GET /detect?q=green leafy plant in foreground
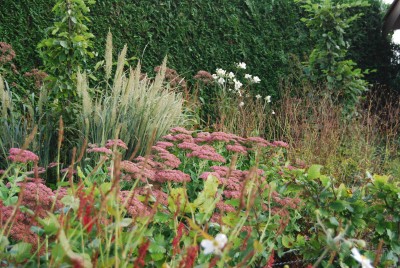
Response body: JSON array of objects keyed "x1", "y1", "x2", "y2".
[
  {"x1": 1, "y1": 129, "x2": 399, "y2": 266},
  {"x1": 285, "y1": 164, "x2": 400, "y2": 267}
]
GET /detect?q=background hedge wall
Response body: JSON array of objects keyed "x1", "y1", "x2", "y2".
[{"x1": 0, "y1": 0, "x2": 398, "y2": 95}]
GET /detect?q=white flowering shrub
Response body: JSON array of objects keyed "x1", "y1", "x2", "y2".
[{"x1": 193, "y1": 63, "x2": 274, "y2": 135}]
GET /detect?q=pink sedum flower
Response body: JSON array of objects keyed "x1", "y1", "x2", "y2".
[
  {"x1": 8, "y1": 148, "x2": 39, "y2": 163},
  {"x1": 105, "y1": 139, "x2": 128, "y2": 150}
]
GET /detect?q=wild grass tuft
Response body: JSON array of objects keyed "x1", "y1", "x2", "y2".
[{"x1": 78, "y1": 34, "x2": 184, "y2": 157}]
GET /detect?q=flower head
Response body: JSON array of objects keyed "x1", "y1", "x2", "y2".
[
  {"x1": 239, "y1": 102, "x2": 244, "y2": 107},
  {"x1": 8, "y1": 148, "x2": 39, "y2": 163},
  {"x1": 253, "y1": 76, "x2": 261, "y2": 83},
  {"x1": 255, "y1": 94, "x2": 261, "y2": 99},
  {"x1": 228, "y1": 72, "x2": 235, "y2": 79},
  {"x1": 217, "y1": 77, "x2": 225, "y2": 85},
  {"x1": 200, "y1": 233, "x2": 228, "y2": 255},
  {"x1": 244, "y1": 74, "x2": 252, "y2": 79},
  {"x1": 236, "y1": 62, "x2": 246, "y2": 69},
  {"x1": 265, "y1": 95, "x2": 271, "y2": 103},
  {"x1": 351, "y1": 248, "x2": 373, "y2": 268},
  {"x1": 233, "y1": 79, "x2": 243, "y2": 90},
  {"x1": 216, "y1": 68, "x2": 226, "y2": 77},
  {"x1": 105, "y1": 139, "x2": 128, "y2": 150}
]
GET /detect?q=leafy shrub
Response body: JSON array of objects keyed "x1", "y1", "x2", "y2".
[
  {"x1": 0, "y1": 129, "x2": 301, "y2": 267},
  {"x1": 37, "y1": 0, "x2": 96, "y2": 125},
  {"x1": 297, "y1": 0, "x2": 370, "y2": 113},
  {"x1": 193, "y1": 63, "x2": 274, "y2": 136}
]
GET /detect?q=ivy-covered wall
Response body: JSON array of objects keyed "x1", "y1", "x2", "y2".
[{"x1": 0, "y1": 0, "x2": 397, "y2": 95}]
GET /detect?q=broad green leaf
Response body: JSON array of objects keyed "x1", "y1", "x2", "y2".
[
  {"x1": 168, "y1": 187, "x2": 190, "y2": 213},
  {"x1": 253, "y1": 240, "x2": 264, "y2": 253},
  {"x1": 282, "y1": 235, "x2": 294, "y2": 248},
  {"x1": 154, "y1": 212, "x2": 170, "y2": 223},
  {"x1": 193, "y1": 174, "x2": 219, "y2": 213},
  {"x1": 37, "y1": 213, "x2": 60, "y2": 235},
  {"x1": 151, "y1": 253, "x2": 165, "y2": 261},
  {"x1": 0, "y1": 235, "x2": 9, "y2": 251},
  {"x1": 149, "y1": 243, "x2": 166, "y2": 254},
  {"x1": 9, "y1": 242, "x2": 32, "y2": 262},
  {"x1": 118, "y1": 218, "x2": 133, "y2": 227},
  {"x1": 329, "y1": 217, "x2": 339, "y2": 226},
  {"x1": 308, "y1": 165, "x2": 323, "y2": 180},
  {"x1": 222, "y1": 212, "x2": 240, "y2": 227},
  {"x1": 59, "y1": 40, "x2": 68, "y2": 48},
  {"x1": 320, "y1": 175, "x2": 330, "y2": 187},
  {"x1": 296, "y1": 234, "x2": 306, "y2": 247},
  {"x1": 373, "y1": 174, "x2": 389, "y2": 187},
  {"x1": 30, "y1": 226, "x2": 45, "y2": 236},
  {"x1": 329, "y1": 200, "x2": 346, "y2": 212},
  {"x1": 59, "y1": 229, "x2": 93, "y2": 268},
  {"x1": 61, "y1": 195, "x2": 80, "y2": 211}
]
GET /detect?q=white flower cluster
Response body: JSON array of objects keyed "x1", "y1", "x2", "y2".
[
  {"x1": 201, "y1": 233, "x2": 228, "y2": 255},
  {"x1": 351, "y1": 248, "x2": 374, "y2": 268},
  {"x1": 211, "y1": 63, "x2": 270, "y2": 108},
  {"x1": 244, "y1": 74, "x2": 261, "y2": 84}
]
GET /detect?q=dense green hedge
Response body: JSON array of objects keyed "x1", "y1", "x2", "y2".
[{"x1": 0, "y1": 0, "x2": 398, "y2": 95}]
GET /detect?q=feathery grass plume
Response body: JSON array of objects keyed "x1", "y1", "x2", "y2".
[
  {"x1": 110, "y1": 45, "x2": 127, "y2": 125},
  {"x1": 37, "y1": 83, "x2": 48, "y2": 115},
  {"x1": 153, "y1": 56, "x2": 167, "y2": 92},
  {"x1": 77, "y1": 71, "x2": 92, "y2": 119},
  {"x1": 0, "y1": 75, "x2": 11, "y2": 119},
  {"x1": 105, "y1": 30, "x2": 113, "y2": 79},
  {"x1": 80, "y1": 40, "x2": 183, "y2": 157}
]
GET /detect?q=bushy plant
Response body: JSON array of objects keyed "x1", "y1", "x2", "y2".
[
  {"x1": 0, "y1": 128, "x2": 302, "y2": 267},
  {"x1": 37, "y1": 0, "x2": 96, "y2": 124},
  {"x1": 284, "y1": 165, "x2": 400, "y2": 267},
  {"x1": 296, "y1": 0, "x2": 370, "y2": 114},
  {"x1": 77, "y1": 32, "x2": 184, "y2": 158},
  {"x1": 193, "y1": 63, "x2": 274, "y2": 136}
]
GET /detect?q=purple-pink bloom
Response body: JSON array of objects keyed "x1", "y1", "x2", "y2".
[
  {"x1": 226, "y1": 144, "x2": 248, "y2": 154},
  {"x1": 155, "y1": 141, "x2": 175, "y2": 149},
  {"x1": 119, "y1": 191, "x2": 152, "y2": 217},
  {"x1": 158, "y1": 152, "x2": 181, "y2": 169},
  {"x1": 177, "y1": 142, "x2": 200, "y2": 150},
  {"x1": 272, "y1": 140, "x2": 289, "y2": 148},
  {"x1": 216, "y1": 201, "x2": 236, "y2": 212},
  {"x1": 154, "y1": 170, "x2": 190, "y2": 183},
  {"x1": 210, "y1": 132, "x2": 238, "y2": 142},
  {"x1": 223, "y1": 190, "x2": 241, "y2": 199},
  {"x1": 8, "y1": 148, "x2": 39, "y2": 163},
  {"x1": 187, "y1": 147, "x2": 226, "y2": 163},
  {"x1": 170, "y1": 127, "x2": 194, "y2": 135},
  {"x1": 105, "y1": 139, "x2": 128, "y2": 150},
  {"x1": 171, "y1": 133, "x2": 194, "y2": 142},
  {"x1": 121, "y1": 160, "x2": 155, "y2": 181},
  {"x1": 86, "y1": 147, "x2": 113, "y2": 155}
]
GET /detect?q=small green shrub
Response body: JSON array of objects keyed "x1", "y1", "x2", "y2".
[
  {"x1": 37, "y1": 0, "x2": 96, "y2": 124},
  {"x1": 297, "y1": 0, "x2": 370, "y2": 114}
]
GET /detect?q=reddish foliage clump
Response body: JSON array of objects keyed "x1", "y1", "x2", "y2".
[
  {"x1": 179, "y1": 245, "x2": 199, "y2": 268},
  {"x1": 134, "y1": 240, "x2": 150, "y2": 268}
]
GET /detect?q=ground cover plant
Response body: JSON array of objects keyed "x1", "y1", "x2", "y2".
[{"x1": 0, "y1": 0, "x2": 400, "y2": 267}]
